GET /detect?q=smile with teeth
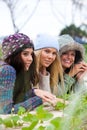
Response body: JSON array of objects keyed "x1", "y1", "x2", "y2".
[{"x1": 65, "y1": 60, "x2": 71, "y2": 63}]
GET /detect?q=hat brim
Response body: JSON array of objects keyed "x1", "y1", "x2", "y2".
[{"x1": 59, "y1": 43, "x2": 85, "y2": 60}]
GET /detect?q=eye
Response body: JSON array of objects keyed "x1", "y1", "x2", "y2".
[
  {"x1": 44, "y1": 49, "x2": 50, "y2": 53},
  {"x1": 62, "y1": 52, "x2": 67, "y2": 55},
  {"x1": 52, "y1": 52, "x2": 56, "y2": 56},
  {"x1": 72, "y1": 53, "x2": 75, "y2": 56},
  {"x1": 31, "y1": 52, "x2": 34, "y2": 56},
  {"x1": 22, "y1": 52, "x2": 29, "y2": 56}
]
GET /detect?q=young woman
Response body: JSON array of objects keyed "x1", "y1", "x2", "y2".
[
  {"x1": 58, "y1": 34, "x2": 87, "y2": 93},
  {"x1": 1, "y1": 33, "x2": 57, "y2": 114},
  {"x1": 34, "y1": 33, "x2": 64, "y2": 97}
]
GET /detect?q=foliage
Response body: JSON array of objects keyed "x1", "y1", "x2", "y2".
[
  {"x1": 54, "y1": 102, "x2": 66, "y2": 110},
  {"x1": 0, "y1": 92, "x2": 87, "y2": 130},
  {"x1": 0, "y1": 102, "x2": 65, "y2": 130},
  {"x1": 60, "y1": 24, "x2": 87, "y2": 38}
]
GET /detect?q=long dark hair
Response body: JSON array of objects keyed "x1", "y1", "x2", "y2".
[
  {"x1": 5, "y1": 46, "x2": 39, "y2": 103},
  {"x1": 5, "y1": 44, "x2": 39, "y2": 85},
  {"x1": 65, "y1": 50, "x2": 83, "y2": 74}
]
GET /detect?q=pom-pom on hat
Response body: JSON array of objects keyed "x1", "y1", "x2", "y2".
[
  {"x1": 34, "y1": 33, "x2": 59, "y2": 51},
  {"x1": 2, "y1": 33, "x2": 34, "y2": 59},
  {"x1": 58, "y1": 34, "x2": 85, "y2": 61}
]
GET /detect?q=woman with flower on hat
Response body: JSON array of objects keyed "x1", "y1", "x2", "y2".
[
  {"x1": 1, "y1": 33, "x2": 58, "y2": 114},
  {"x1": 58, "y1": 34, "x2": 87, "y2": 93},
  {"x1": 34, "y1": 33, "x2": 66, "y2": 100}
]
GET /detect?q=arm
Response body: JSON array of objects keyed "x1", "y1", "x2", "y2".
[
  {"x1": 13, "y1": 96, "x2": 42, "y2": 113},
  {"x1": 0, "y1": 63, "x2": 16, "y2": 114},
  {"x1": 5, "y1": 95, "x2": 42, "y2": 114}
]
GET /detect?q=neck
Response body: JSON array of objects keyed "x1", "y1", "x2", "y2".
[{"x1": 40, "y1": 66, "x2": 47, "y2": 75}]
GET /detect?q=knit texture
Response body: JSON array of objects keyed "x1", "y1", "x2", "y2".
[
  {"x1": 13, "y1": 96, "x2": 42, "y2": 113},
  {"x1": 2, "y1": 33, "x2": 33, "y2": 59},
  {"x1": 34, "y1": 33, "x2": 59, "y2": 51},
  {"x1": 0, "y1": 61, "x2": 16, "y2": 114}
]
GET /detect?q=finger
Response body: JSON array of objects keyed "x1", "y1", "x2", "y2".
[{"x1": 45, "y1": 92, "x2": 56, "y2": 99}]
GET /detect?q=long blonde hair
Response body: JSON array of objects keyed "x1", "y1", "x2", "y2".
[{"x1": 35, "y1": 50, "x2": 64, "y2": 95}]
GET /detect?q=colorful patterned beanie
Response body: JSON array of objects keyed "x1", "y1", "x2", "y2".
[{"x1": 2, "y1": 33, "x2": 34, "y2": 59}]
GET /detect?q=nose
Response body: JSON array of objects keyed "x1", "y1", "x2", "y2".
[
  {"x1": 27, "y1": 55, "x2": 33, "y2": 61},
  {"x1": 48, "y1": 53, "x2": 53, "y2": 59},
  {"x1": 67, "y1": 54, "x2": 72, "y2": 59}
]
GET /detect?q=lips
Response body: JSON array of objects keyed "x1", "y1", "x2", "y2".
[{"x1": 45, "y1": 60, "x2": 52, "y2": 64}]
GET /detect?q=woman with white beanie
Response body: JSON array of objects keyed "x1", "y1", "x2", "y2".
[
  {"x1": 58, "y1": 34, "x2": 87, "y2": 93},
  {"x1": 34, "y1": 33, "x2": 64, "y2": 97}
]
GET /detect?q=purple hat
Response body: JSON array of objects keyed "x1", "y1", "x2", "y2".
[{"x1": 2, "y1": 33, "x2": 34, "y2": 59}]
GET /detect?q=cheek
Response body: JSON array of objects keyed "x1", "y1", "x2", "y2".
[
  {"x1": 53, "y1": 55, "x2": 56, "y2": 61},
  {"x1": 73, "y1": 57, "x2": 75, "y2": 61},
  {"x1": 40, "y1": 58, "x2": 44, "y2": 65},
  {"x1": 40, "y1": 53, "x2": 46, "y2": 61}
]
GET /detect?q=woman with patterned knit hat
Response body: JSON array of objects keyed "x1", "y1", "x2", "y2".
[
  {"x1": 1, "y1": 33, "x2": 57, "y2": 114},
  {"x1": 58, "y1": 34, "x2": 87, "y2": 93}
]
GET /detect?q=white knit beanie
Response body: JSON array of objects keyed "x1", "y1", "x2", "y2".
[
  {"x1": 34, "y1": 33, "x2": 59, "y2": 51},
  {"x1": 58, "y1": 34, "x2": 85, "y2": 59}
]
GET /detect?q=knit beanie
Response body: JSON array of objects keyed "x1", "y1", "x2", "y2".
[
  {"x1": 2, "y1": 33, "x2": 34, "y2": 59},
  {"x1": 58, "y1": 34, "x2": 85, "y2": 60},
  {"x1": 0, "y1": 61, "x2": 16, "y2": 114},
  {"x1": 34, "y1": 33, "x2": 59, "y2": 51}
]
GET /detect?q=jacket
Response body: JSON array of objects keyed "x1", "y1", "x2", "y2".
[{"x1": 0, "y1": 61, "x2": 42, "y2": 114}]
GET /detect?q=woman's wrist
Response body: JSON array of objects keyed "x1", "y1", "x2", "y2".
[{"x1": 32, "y1": 88, "x2": 38, "y2": 96}]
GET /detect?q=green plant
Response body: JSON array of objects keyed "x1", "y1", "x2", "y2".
[{"x1": 0, "y1": 91, "x2": 87, "y2": 130}]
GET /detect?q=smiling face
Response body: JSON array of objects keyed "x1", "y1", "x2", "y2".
[
  {"x1": 60, "y1": 50, "x2": 75, "y2": 70},
  {"x1": 21, "y1": 48, "x2": 33, "y2": 70},
  {"x1": 40, "y1": 48, "x2": 57, "y2": 68}
]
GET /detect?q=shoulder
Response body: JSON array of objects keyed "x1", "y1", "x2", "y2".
[
  {"x1": 0, "y1": 61, "x2": 16, "y2": 83},
  {"x1": 0, "y1": 63, "x2": 16, "y2": 75}
]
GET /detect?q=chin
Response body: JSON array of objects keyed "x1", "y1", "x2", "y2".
[
  {"x1": 45, "y1": 64, "x2": 51, "y2": 67},
  {"x1": 63, "y1": 65, "x2": 70, "y2": 69}
]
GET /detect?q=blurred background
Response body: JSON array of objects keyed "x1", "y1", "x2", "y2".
[{"x1": 0, "y1": 0, "x2": 87, "y2": 60}]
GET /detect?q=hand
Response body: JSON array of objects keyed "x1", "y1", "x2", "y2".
[
  {"x1": 69, "y1": 62, "x2": 87, "y2": 77},
  {"x1": 76, "y1": 70, "x2": 87, "y2": 80},
  {"x1": 34, "y1": 89, "x2": 57, "y2": 105}
]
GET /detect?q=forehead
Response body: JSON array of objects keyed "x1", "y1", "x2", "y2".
[
  {"x1": 42, "y1": 47, "x2": 57, "y2": 52},
  {"x1": 22, "y1": 48, "x2": 33, "y2": 53},
  {"x1": 63, "y1": 50, "x2": 75, "y2": 53}
]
